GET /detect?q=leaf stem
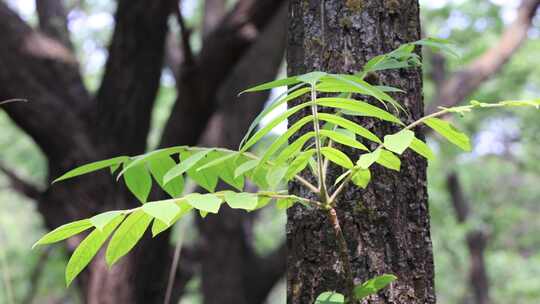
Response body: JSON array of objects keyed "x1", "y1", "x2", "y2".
[
  {"x1": 326, "y1": 207, "x2": 356, "y2": 303},
  {"x1": 310, "y1": 84, "x2": 328, "y2": 200}
]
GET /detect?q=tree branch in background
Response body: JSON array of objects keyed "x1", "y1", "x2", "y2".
[
  {"x1": 428, "y1": 0, "x2": 540, "y2": 114},
  {"x1": 0, "y1": 3, "x2": 93, "y2": 160},
  {"x1": 160, "y1": 0, "x2": 286, "y2": 148},
  {"x1": 0, "y1": 163, "x2": 42, "y2": 200},
  {"x1": 96, "y1": 0, "x2": 176, "y2": 155},
  {"x1": 203, "y1": 0, "x2": 227, "y2": 36},
  {"x1": 21, "y1": 248, "x2": 52, "y2": 304},
  {"x1": 35, "y1": 0, "x2": 72, "y2": 48},
  {"x1": 447, "y1": 172, "x2": 491, "y2": 304},
  {"x1": 193, "y1": 4, "x2": 287, "y2": 303}
]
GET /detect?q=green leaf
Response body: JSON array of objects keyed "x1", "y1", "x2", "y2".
[
  {"x1": 326, "y1": 74, "x2": 406, "y2": 113},
  {"x1": 249, "y1": 165, "x2": 270, "y2": 189},
  {"x1": 218, "y1": 156, "x2": 245, "y2": 191},
  {"x1": 240, "y1": 76, "x2": 300, "y2": 93},
  {"x1": 409, "y1": 137, "x2": 435, "y2": 160},
  {"x1": 259, "y1": 115, "x2": 314, "y2": 163},
  {"x1": 320, "y1": 130, "x2": 368, "y2": 151},
  {"x1": 241, "y1": 102, "x2": 312, "y2": 152},
  {"x1": 151, "y1": 201, "x2": 193, "y2": 237},
  {"x1": 234, "y1": 159, "x2": 259, "y2": 178},
  {"x1": 275, "y1": 131, "x2": 315, "y2": 164},
  {"x1": 352, "y1": 169, "x2": 371, "y2": 188},
  {"x1": 224, "y1": 192, "x2": 258, "y2": 211},
  {"x1": 424, "y1": 117, "x2": 471, "y2": 151},
  {"x1": 116, "y1": 146, "x2": 185, "y2": 179},
  {"x1": 266, "y1": 166, "x2": 288, "y2": 189},
  {"x1": 196, "y1": 152, "x2": 237, "y2": 171},
  {"x1": 285, "y1": 150, "x2": 315, "y2": 180},
  {"x1": 90, "y1": 211, "x2": 123, "y2": 231},
  {"x1": 414, "y1": 38, "x2": 459, "y2": 58},
  {"x1": 164, "y1": 149, "x2": 212, "y2": 185},
  {"x1": 376, "y1": 149, "x2": 401, "y2": 171},
  {"x1": 354, "y1": 274, "x2": 397, "y2": 300},
  {"x1": 142, "y1": 200, "x2": 181, "y2": 225},
  {"x1": 33, "y1": 219, "x2": 93, "y2": 248},
  {"x1": 316, "y1": 98, "x2": 403, "y2": 125},
  {"x1": 53, "y1": 156, "x2": 128, "y2": 183},
  {"x1": 315, "y1": 291, "x2": 345, "y2": 304},
  {"x1": 276, "y1": 198, "x2": 295, "y2": 210},
  {"x1": 321, "y1": 147, "x2": 354, "y2": 169},
  {"x1": 383, "y1": 130, "x2": 415, "y2": 155},
  {"x1": 181, "y1": 150, "x2": 220, "y2": 192},
  {"x1": 357, "y1": 149, "x2": 381, "y2": 169},
  {"x1": 105, "y1": 210, "x2": 152, "y2": 266},
  {"x1": 65, "y1": 215, "x2": 124, "y2": 286},
  {"x1": 240, "y1": 85, "x2": 310, "y2": 149},
  {"x1": 298, "y1": 71, "x2": 327, "y2": 84},
  {"x1": 123, "y1": 163, "x2": 152, "y2": 204},
  {"x1": 185, "y1": 193, "x2": 222, "y2": 214},
  {"x1": 148, "y1": 156, "x2": 184, "y2": 198},
  {"x1": 318, "y1": 113, "x2": 381, "y2": 143}
]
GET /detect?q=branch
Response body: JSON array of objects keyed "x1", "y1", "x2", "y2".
[
  {"x1": 0, "y1": 3, "x2": 93, "y2": 159},
  {"x1": 428, "y1": 0, "x2": 540, "y2": 114},
  {"x1": 0, "y1": 163, "x2": 42, "y2": 200},
  {"x1": 21, "y1": 248, "x2": 51, "y2": 304},
  {"x1": 159, "y1": 0, "x2": 287, "y2": 148},
  {"x1": 35, "y1": 0, "x2": 72, "y2": 48},
  {"x1": 203, "y1": 0, "x2": 227, "y2": 36},
  {"x1": 96, "y1": 0, "x2": 176, "y2": 154},
  {"x1": 446, "y1": 172, "x2": 491, "y2": 304}
]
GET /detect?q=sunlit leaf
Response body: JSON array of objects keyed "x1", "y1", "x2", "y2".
[
  {"x1": 142, "y1": 200, "x2": 181, "y2": 225},
  {"x1": 424, "y1": 117, "x2": 471, "y2": 151},
  {"x1": 164, "y1": 149, "x2": 213, "y2": 185},
  {"x1": 318, "y1": 113, "x2": 382, "y2": 143},
  {"x1": 123, "y1": 163, "x2": 152, "y2": 204},
  {"x1": 224, "y1": 191, "x2": 258, "y2": 211},
  {"x1": 185, "y1": 193, "x2": 222, "y2": 214},
  {"x1": 148, "y1": 156, "x2": 184, "y2": 198},
  {"x1": 90, "y1": 211, "x2": 123, "y2": 231},
  {"x1": 33, "y1": 219, "x2": 93, "y2": 248},
  {"x1": 105, "y1": 210, "x2": 152, "y2": 266},
  {"x1": 383, "y1": 130, "x2": 414, "y2": 155},
  {"x1": 53, "y1": 156, "x2": 128, "y2": 183},
  {"x1": 321, "y1": 147, "x2": 354, "y2": 169},
  {"x1": 320, "y1": 129, "x2": 368, "y2": 151},
  {"x1": 354, "y1": 274, "x2": 397, "y2": 300},
  {"x1": 351, "y1": 169, "x2": 371, "y2": 188},
  {"x1": 409, "y1": 137, "x2": 435, "y2": 160},
  {"x1": 316, "y1": 98, "x2": 403, "y2": 125},
  {"x1": 357, "y1": 149, "x2": 381, "y2": 170},
  {"x1": 240, "y1": 85, "x2": 310, "y2": 149},
  {"x1": 65, "y1": 215, "x2": 124, "y2": 286},
  {"x1": 315, "y1": 291, "x2": 345, "y2": 304},
  {"x1": 376, "y1": 149, "x2": 401, "y2": 171}
]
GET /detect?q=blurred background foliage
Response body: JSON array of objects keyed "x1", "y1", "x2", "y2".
[{"x1": 1, "y1": 0, "x2": 539, "y2": 303}]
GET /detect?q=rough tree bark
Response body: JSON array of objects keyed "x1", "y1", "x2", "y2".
[
  {"x1": 0, "y1": 0, "x2": 287, "y2": 303},
  {"x1": 286, "y1": 1, "x2": 436, "y2": 303}
]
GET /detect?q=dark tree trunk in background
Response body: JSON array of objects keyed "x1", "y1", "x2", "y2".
[
  {"x1": 286, "y1": 1, "x2": 436, "y2": 303},
  {"x1": 0, "y1": 0, "x2": 288, "y2": 303}
]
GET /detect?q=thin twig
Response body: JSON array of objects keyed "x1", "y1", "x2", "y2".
[
  {"x1": 163, "y1": 221, "x2": 187, "y2": 304},
  {"x1": 0, "y1": 98, "x2": 27, "y2": 106}
]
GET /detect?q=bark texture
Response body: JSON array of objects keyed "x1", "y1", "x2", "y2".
[{"x1": 286, "y1": 1, "x2": 435, "y2": 303}]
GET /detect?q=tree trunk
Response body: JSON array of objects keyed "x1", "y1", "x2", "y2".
[{"x1": 286, "y1": 1, "x2": 436, "y2": 303}]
